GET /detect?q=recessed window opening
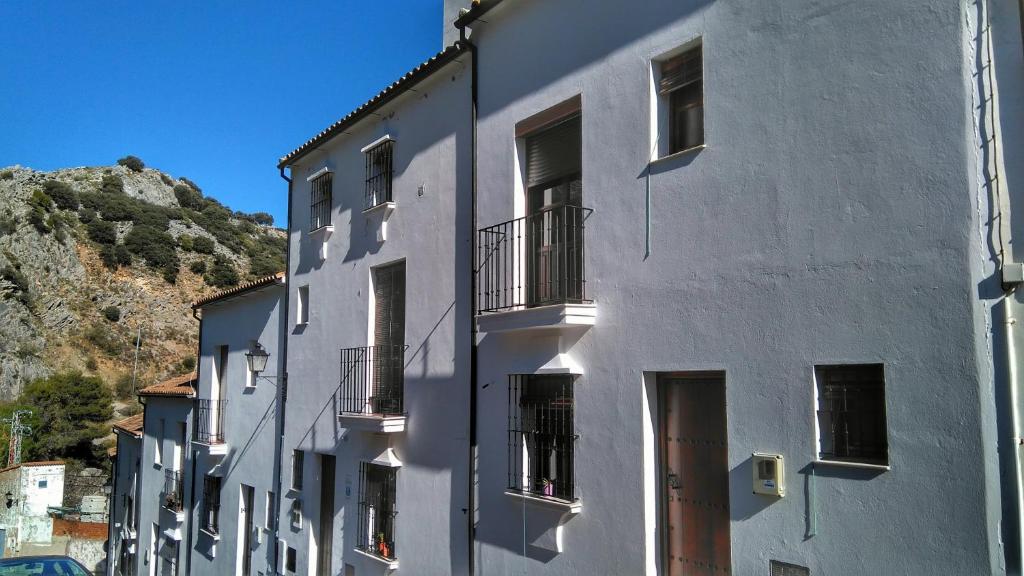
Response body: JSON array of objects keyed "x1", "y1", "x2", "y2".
[
  {"x1": 202, "y1": 475, "x2": 222, "y2": 534},
  {"x1": 357, "y1": 462, "x2": 397, "y2": 561},
  {"x1": 507, "y1": 374, "x2": 577, "y2": 501},
  {"x1": 310, "y1": 172, "x2": 333, "y2": 230},
  {"x1": 364, "y1": 140, "x2": 394, "y2": 210},
  {"x1": 659, "y1": 44, "x2": 704, "y2": 155},
  {"x1": 297, "y1": 286, "x2": 310, "y2": 326},
  {"x1": 292, "y1": 449, "x2": 304, "y2": 490},
  {"x1": 816, "y1": 364, "x2": 888, "y2": 465}
]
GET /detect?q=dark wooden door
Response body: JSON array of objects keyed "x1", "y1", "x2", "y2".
[
  {"x1": 241, "y1": 485, "x2": 254, "y2": 576},
  {"x1": 660, "y1": 374, "x2": 731, "y2": 575},
  {"x1": 317, "y1": 455, "x2": 336, "y2": 576}
]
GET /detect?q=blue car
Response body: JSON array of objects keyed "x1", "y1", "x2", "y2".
[{"x1": 0, "y1": 556, "x2": 92, "y2": 576}]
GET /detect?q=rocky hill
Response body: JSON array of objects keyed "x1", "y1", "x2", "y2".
[{"x1": 0, "y1": 159, "x2": 285, "y2": 403}]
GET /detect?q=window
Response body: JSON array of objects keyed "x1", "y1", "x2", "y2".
[
  {"x1": 357, "y1": 463, "x2": 397, "y2": 561},
  {"x1": 286, "y1": 546, "x2": 297, "y2": 573},
  {"x1": 202, "y1": 475, "x2": 222, "y2": 534},
  {"x1": 659, "y1": 44, "x2": 703, "y2": 155},
  {"x1": 215, "y1": 345, "x2": 229, "y2": 396},
  {"x1": 265, "y1": 490, "x2": 275, "y2": 530},
  {"x1": 163, "y1": 537, "x2": 179, "y2": 576},
  {"x1": 291, "y1": 450, "x2": 304, "y2": 490},
  {"x1": 364, "y1": 139, "x2": 394, "y2": 209},
  {"x1": 310, "y1": 172, "x2": 332, "y2": 230},
  {"x1": 508, "y1": 374, "x2": 577, "y2": 501},
  {"x1": 816, "y1": 364, "x2": 888, "y2": 465},
  {"x1": 38, "y1": 479, "x2": 47, "y2": 489},
  {"x1": 155, "y1": 419, "x2": 164, "y2": 466},
  {"x1": 297, "y1": 286, "x2": 309, "y2": 325}
]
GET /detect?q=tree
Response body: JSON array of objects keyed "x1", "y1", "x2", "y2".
[
  {"x1": 205, "y1": 255, "x2": 239, "y2": 287},
  {"x1": 117, "y1": 155, "x2": 145, "y2": 172},
  {"x1": 192, "y1": 235, "x2": 215, "y2": 254},
  {"x1": 173, "y1": 184, "x2": 203, "y2": 210},
  {"x1": 252, "y1": 212, "x2": 274, "y2": 226},
  {"x1": 100, "y1": 174, "x2": 124, "y2": 195},
  {"x1": 87, "y1": 219, "x2": 117, "y2": 244},
  {"x1": 42, "y1": 180, "x2": 79, "y2": 210},
  {"x1": 4, "y1": 372, "x2": 113, "y2": 467}
]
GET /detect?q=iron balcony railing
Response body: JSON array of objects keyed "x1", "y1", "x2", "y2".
[
  {"x1": 193, "y1": 399, "x2": 227, "y2": 445},
  {"x1": 162, "y1": 469, "x2": 184, "y2": 512},
  {"x1": 339, "y1": 345, "x2": 405, "y2": 417},
  {"x1": 477, "y1": 205, "x2": 592, "y2": 314}
]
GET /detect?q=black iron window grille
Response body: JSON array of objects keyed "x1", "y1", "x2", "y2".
[
  {"x1": 161, "y1": 469, "x2": 184, "y2": 512},
  {"x1": 310, "y1": 172, "x2": 332, "y2": 230},
  {"x1": 202, "y1": 475, "x2": 221, "y2": 534},
  {"x1": 364, "y1": 140, "x2": 394, "y2": 210},
  {"x1": 660, "y1": 44, "x2": 704, "y2": 154},
  {"x1": 357, "y1": 462, "x2": 397, "y2": 561},
  {"x1": 339, "y1": 345, "x2": 405, "y2": 416},
  {"x1": 292, "y1": 450, "x2": 304, "y2": 491},
  {"x1": 193, "y1": 399, "x2": 226, "y2": 444},
  {"x1": 816, "y1": 364, "x2": 888, "y2": 465},
  {"x1": 477, "y1": 205, "x2": 592, "y2": 313},
  {"x1": 508, "y1": 374, "x2": 577, "y2": 501}
]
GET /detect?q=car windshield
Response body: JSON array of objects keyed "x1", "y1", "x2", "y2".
[{"x1": 0, "y1": 558, "x2": 90, "y2": 576}]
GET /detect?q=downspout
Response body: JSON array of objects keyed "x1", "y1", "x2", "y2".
[
  {"x1": 272, "y1": 165, "x2": 294, "y2": 575},
  {"x1": 184, "y1": 308, "x2": 203, "y2": 576},
  {"x1": 457, "y1": 26, "x2": 479, "y2": 576}
]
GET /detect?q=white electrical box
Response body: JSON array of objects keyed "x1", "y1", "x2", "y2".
[{"x1": 752, "y1": 453, "x2": 785, "y2": 497}]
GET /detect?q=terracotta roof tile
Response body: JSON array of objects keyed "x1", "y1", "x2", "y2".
[
  {"x1": 112, "y1": 413, "x2": 144, "y2": 438},
  {"x1": 0, "y1": 460, "x2": 65, "y2": 475},
  {"x1": 192, "y1": 272, "x2": 285, "y2": 309},
  {"x1": 278, "y1": 43, "x2": 468, "y2": 168},
  {"x1": 139, "y1": 372, "x2": 196, "y2": 398}
]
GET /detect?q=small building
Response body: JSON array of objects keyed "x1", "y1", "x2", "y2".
[
  {"x1": 108, "y1": 413, "x2": 143, "y2": 576},
  {"x1": 0, "y1": 461, "x2": 65, "y2": 555}
]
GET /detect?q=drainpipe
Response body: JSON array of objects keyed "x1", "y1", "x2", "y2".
[
  {"x1": 184, "y1": 309, "x2": 203, "y2": 576},
  {"x1": 272, "y1": 165, "x2": 294, "y2": 575},
  {"x1": 456, "y1": 26, "x2": 479, "y2": 576}
]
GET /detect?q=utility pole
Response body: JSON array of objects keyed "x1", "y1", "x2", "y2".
[
  {"x1": 2, "y1": 410, "x2": 32, "y2": 467},
  {"x1": 131, "y1": 326, "x2": 142, "y2": 393}
]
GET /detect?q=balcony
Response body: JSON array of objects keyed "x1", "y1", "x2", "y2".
[
  {"x1": 193, "y1": 399, "x2": 228, "y2": 456},
  {"x1": 160, "y1": 469, "x2": 185, "y2": 526},
  {"x1": 338, "y1": 345, "x2": 406, "y2": 433},
  {"x1": 476, "y1": 205, "x2": 596, "y2": 334}
]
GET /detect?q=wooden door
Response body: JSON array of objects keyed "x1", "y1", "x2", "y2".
[
  {"x1": 317, "y1": 455, "x2": 336, "y2": 576},
  {"x1": 240, "y1": 485, "x2": 254, "y2": 576},
  {"x1": 660, "y1": 374, "x2": 731, "y2": 575}
]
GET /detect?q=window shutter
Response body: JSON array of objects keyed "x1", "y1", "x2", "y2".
[
  {"x1": 526, "y1": 115, "x2": 582, "y2": 189},
  {"x1": 374, "y1": 263, "x2": 405, "y2": 348},
  {"x1": 659, "y1": 46, "x2": 702, "y2": 94}
]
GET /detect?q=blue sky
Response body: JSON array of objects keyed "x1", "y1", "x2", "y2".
[{"x1": 0, "y1": 1, "x2": 442, "y2": 226}]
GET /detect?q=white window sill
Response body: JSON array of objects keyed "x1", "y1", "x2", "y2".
[
  {"x1": 649, "y1": 144, "x2": 706, "y2": 166},
  {"x1": 815, "y1": 459, "x2": 890, "y2": 472},
  {"x1": 355, "y1": 548, "x2": 399, "y2": 570},
  {"x1": 309, "y1": 225, "x2": 334, "y2": 239},
  {"x1": 295, "y1": 322, "x2": 308, "y2": 328},
  {"x1": 199, "y1": 528, "x2": 221, "y2": 542},
  {"x1": 362, "y1": 201, "x2": 396, "y2": 216},
  {"x1": 504, "y1": 489, "x2": 582, "y2": 514}
]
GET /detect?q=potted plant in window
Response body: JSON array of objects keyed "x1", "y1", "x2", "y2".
[
  {"x1": 376, "y1": 533, "x2": 390, "y2": 559},
  {"x1": 541, "y1": 478, "x2": 554, "y2": 497}
]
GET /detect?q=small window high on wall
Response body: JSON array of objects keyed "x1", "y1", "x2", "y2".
[
  {"x1": 310, "y1": 172, "x2": 332, "y2": 230},
  {"x1": 658, "y1": 44, "x2": 703, "y2": 155}
]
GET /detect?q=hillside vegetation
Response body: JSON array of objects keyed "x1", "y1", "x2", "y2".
[{"x1": 0, "y1": 159, "x2": 285, "y2": 412}]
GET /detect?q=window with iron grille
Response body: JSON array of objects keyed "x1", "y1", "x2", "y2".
[
  {"x1": 357, "y1": 463, "x2": 397, "y2": 561},
  {"x1": 202, "y1": 475, "x2": 221, "y2": 534},
  {"x1": 364, "y1": 140, "x2": 394, "y2": 209},
  {"x1": 310, "y1": 172, "x2": 332, "y2": 230},
  {"x1": 816, "y1": 364, "x2": 888, "y2": 465},
  {"x1": 292, "y1": 450, "x2": 304, "y2": 490},
  {"x1": 508, "y1": 374, "x2": 577, "y2": 501},
  {"x1": 659, "y1": 44, "x2": 703, "y2": 155}
]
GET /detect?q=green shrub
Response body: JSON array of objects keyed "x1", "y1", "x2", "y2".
[
  {"x1": 1, "y1": 265, "x2": 31, "y2": 305},
  {"x1": 99, "y1": 174, "x2": 124, "y2": 195},
  {"x1": 177, "y1": 234, "x2": 194, "y2": 252},
  {"x1": 249, "y1": 252, "x2": 284, "y2": 277},
  {"x1": 79, "y1": 192, "x2": 174, "y2": 230},
  {"x1": 99, "y1": 244, "x2": 132, "y2": 270},
  {"x1": 77, "y1": 207, "x2": 97, "y2": 224},
  {"x1": 173, "y1": 184, "x2": 203, "y2": 210},
  {"x1": 84, "y1": 324, "x2": 124, "y2": 357},
  {"x1": 114, "y1": 374, "x2": 134, "y2": 399},
  {"x1": 205, "y1": 256, "x2": 239, "y2": 288},
  {"x1": 0, "y1": 216, "x2": 16, "y2": 236},
  {"x1": 180, "y1": 356, "x2": 196, "y2": 371},
  {"x1": 162, "y1": 264, "x2": 178, "y2": 284},
  {"x1": 42, "y1": 180, "x2": 79, "y2": 210},
  {"x1": 252, "y1": 212, "x2": 274, "y2": 226},
  {"x1": 192, "y1": 235, "x2": 215, "y2": 254},
  {"x1": 124, "y1": 225, "x2": 179, "y2": 271},
  {"x1": 47, "y1": 213, "x2": 70, "y2": 243},
  {"x1": 189, "y1": 259, "x2": 207, "y2": 274},
  {"x1": 102, "y1": 306, "x2": 121, "y2": 322},
  {"x1": 87, "y1": 219, "x2": 117, "y2": 244},
  {"x1": 85, "y1": 357, "x2": 98, "y2": 371},
  {"x1": 159, "y1": 173, "x2": 173, "y2": 186},
  {"x1": 117, "y1": 155, "x2": 145, "y2": 172},
  {"x1": 27, "y1": 190, "x2": 52, "y2": 234},
  {"x1": 178, "y1": 177, "x2": 202, "y2": 194},
  {"x1": 0, "y1": 170, "x2": 13, "y2": 180}
]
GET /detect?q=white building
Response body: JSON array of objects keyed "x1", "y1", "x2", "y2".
[
  {"x1": 274, "y1": 43, "x2": 473, "y2": 576},
  {"x1": 109, "y1": 414, "x2": 143, "y2": 575},
  {"x1": 188, "y1": 273, "x2": 286, "y2": 576},
  {"x1": 0, "y1": 461, "x2": 65, "y2": 555}
]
